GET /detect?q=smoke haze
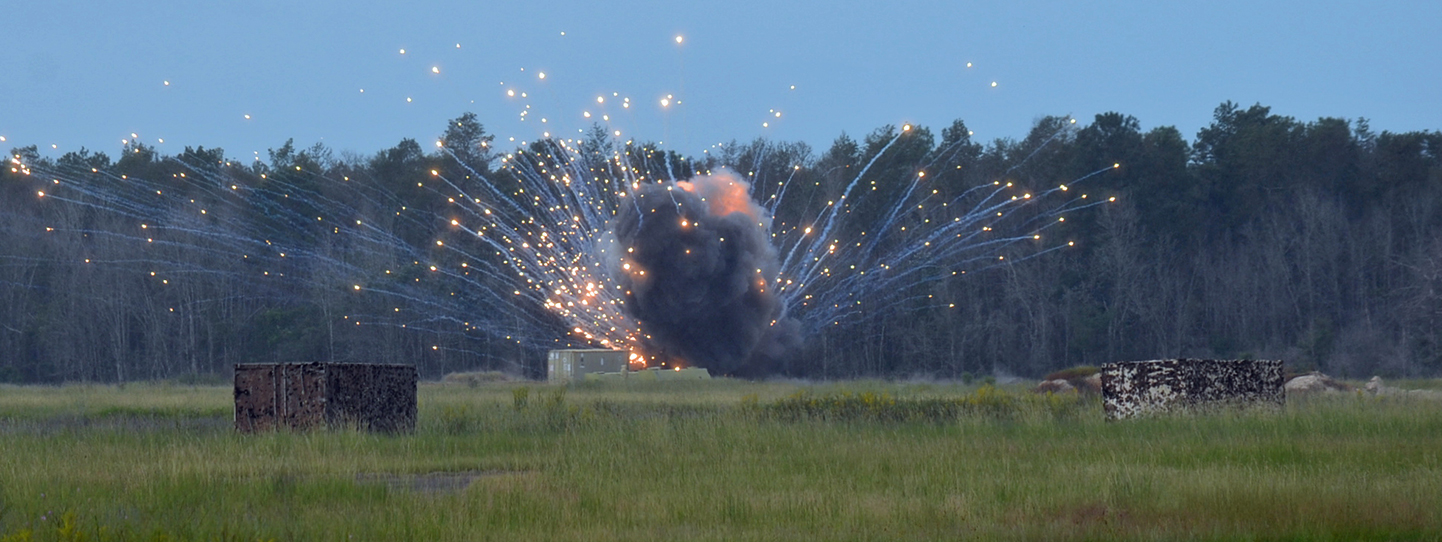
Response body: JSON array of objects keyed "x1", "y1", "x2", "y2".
[{"x1": 606, "y1": 171, "x2": 800, "y2": 376}]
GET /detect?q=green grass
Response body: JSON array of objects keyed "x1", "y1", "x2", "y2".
[{"x1": 1, "y1": 380, "x2": 1440, "y2": 540}]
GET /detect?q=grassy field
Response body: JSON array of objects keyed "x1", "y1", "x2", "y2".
[{"x1": 1, "y1": 379, "x2": 1440, "y2": 541}]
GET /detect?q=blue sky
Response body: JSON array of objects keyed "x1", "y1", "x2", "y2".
[{"x1": 4, "y1": 1, "x2": 1439, "y2": 162}]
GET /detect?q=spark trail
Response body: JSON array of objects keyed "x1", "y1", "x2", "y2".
[{"x1": 5, "y1": 119, "x2": 1114, "y2": 376}]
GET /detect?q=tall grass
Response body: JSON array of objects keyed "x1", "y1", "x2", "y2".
[{"x1": 1, "y1": 380, "x2": 1439, "y2": 540}]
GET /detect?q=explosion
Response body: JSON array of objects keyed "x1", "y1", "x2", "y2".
[{"x1": 606, "y1": 171, "x2": 800, "y2": 376}]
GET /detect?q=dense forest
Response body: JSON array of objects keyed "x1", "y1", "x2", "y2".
[{"x1": 3, "y1": 102, "x2": 1440, "y2": 382}]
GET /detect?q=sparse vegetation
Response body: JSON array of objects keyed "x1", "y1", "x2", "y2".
[
  {"x1": 441, "y1": 370, "x2": 515, "y2": 388},
  {"x1": 1, "y1": 379, "x2": 1440, "y2": 540},
  {"x1": 757, "y1": 385, "x2": 1088, "y2": 422}
]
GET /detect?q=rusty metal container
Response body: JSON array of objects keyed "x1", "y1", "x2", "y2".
[{"x1": 234, "y1": 362, "x2": 416, "y2": 432}]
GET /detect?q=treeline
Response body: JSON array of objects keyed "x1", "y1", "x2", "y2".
[
  {"x1": 781, "y1": 103, "x2": 1442, "y2": 379},
  {"x1": 1, "y1": 114, "x2": 544, "y2": 383},
  {"x1": 2, "y1": 103, "x2": 1440, "y2": 382}
]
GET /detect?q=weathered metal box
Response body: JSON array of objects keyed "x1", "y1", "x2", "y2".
[
  {"x1": 1101, "y1": 359, "x2": 1284, "y2": 420},
  {"x1": 234, "y1": 362, "x2": 417, "y2": 432}
]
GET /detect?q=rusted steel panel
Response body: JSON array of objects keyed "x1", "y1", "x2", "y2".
[
  {"x1": 234, "y1": 362, "x2": 416, "y2": 433},
  {"x1": 324, "y1": 363, "x2": 417, "y2": 432},
  {"x1": 234, "y1": 363, "x2": 278, "y2": 432},
  {"x1": 1102, "y1": 359, "x2": 1284, "y2": 420},
  {"x1": 277, "y1": 362, "x2": 326, "y2": 429}
]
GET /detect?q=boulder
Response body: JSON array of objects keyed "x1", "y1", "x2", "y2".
[
  {"x1": 1036, "y1": 366, "x2": 1103, "y2": 395},
  {"x1": 1283, "y1": 372, "x2": 1352, "y2": 393},
  {"x1": 1365, "y1": 376, "x2": 1384, "y2": 394},
  {"x1": 1035, "y1": 379, "x2": 1075, "y2": 394},
  {"x1": 1081, "y1": 373, "x2": 1103, "y2": 393},
  {"x1": 1364, "y1": 376, "x2": 1442, "y2": 398}
]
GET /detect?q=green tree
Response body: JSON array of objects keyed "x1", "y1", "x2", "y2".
[
  {"x1": 1191, "y1": 102, "x2": 1303, "y2": 236},
  {"x1": 56, "y1": 147, "x2": 112, "y2": 173},
  {"x1": 439, "y1": 112, "x2": 496, "y2": 176}
]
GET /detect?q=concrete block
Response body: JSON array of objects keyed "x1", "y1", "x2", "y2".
[{"x1": 1102, "y1": 359, "x2": 1284, "y2": 420}]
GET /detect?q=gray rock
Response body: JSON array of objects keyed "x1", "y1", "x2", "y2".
[
  {"x1": 1082, "y1": 373, "x2": 1103, "y2": 393},
  {"x1": 1283, "y1": 372, "x2": 1351, "y2": 393},
  {"x1": 1365, "y1": 376, "x2": 1384, "y2": 394},
  {"x1": 1035, "y1": 379, "x2": 1075, "y2": 394}
]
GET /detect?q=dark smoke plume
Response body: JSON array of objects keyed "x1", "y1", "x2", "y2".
[{"x1": 605, "y1": 171, "x2": 801, "y2": 376}]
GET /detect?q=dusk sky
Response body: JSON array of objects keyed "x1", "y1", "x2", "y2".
[{"x1": 4, "y1": 1, "x2": 1439, "y2": 161}]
